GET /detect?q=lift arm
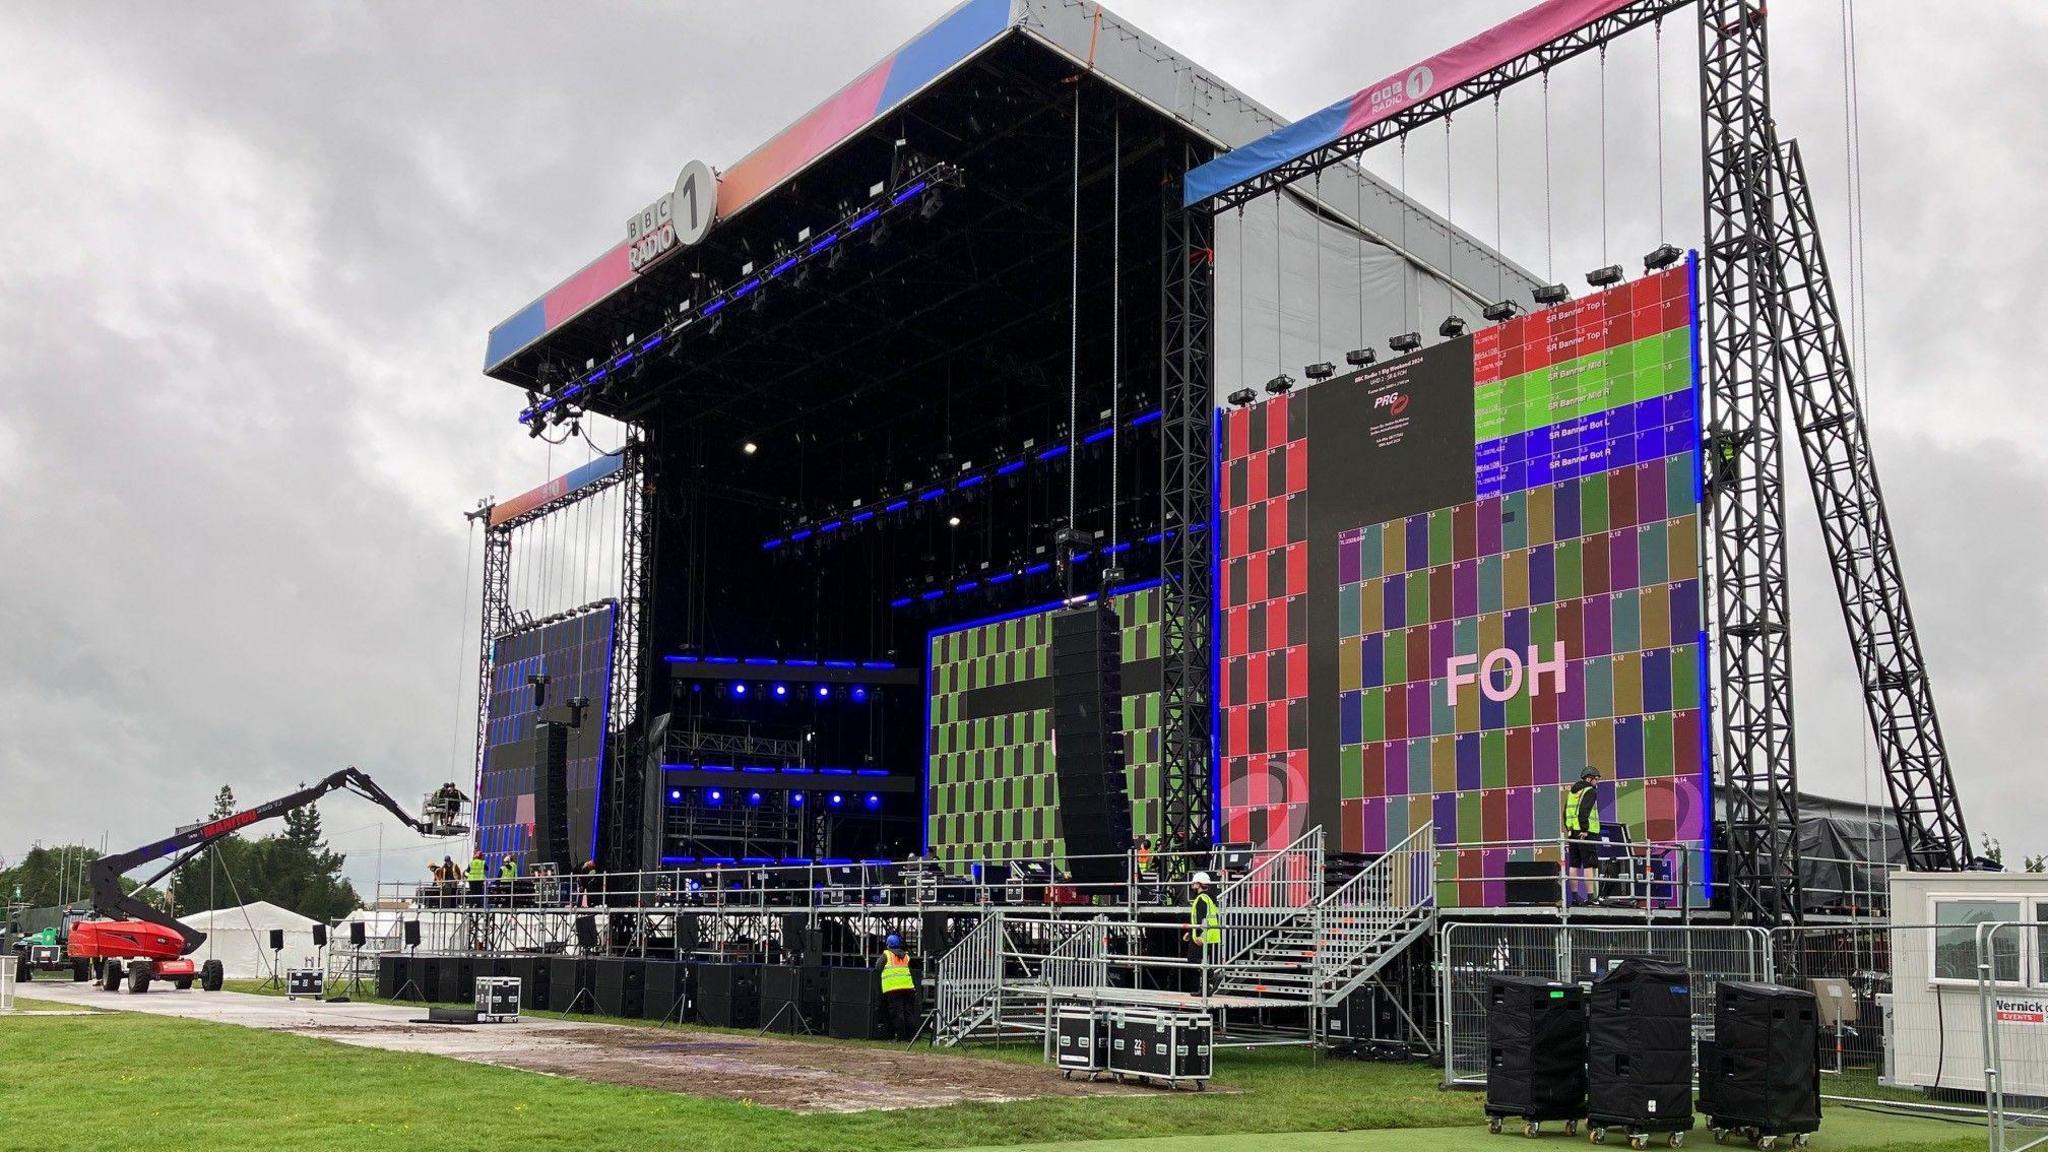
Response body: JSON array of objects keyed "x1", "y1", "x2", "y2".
[{"x1": 87, "y1": 768, "x2": 470, "y2": 956}]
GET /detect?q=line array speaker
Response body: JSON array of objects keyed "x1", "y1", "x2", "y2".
[
  {"x1": 1050, "y1": 601, "x2": 1133, "y2": 885},
  {"x1": 533, "y1": 720, "x2": 572, "y2": 869}
]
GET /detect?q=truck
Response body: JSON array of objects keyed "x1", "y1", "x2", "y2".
[{"x1": 8, "y1": 908, "x2": 93, "y2": 983}]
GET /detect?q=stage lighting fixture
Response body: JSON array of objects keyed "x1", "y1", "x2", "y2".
[
  {"x1": 743, "y1": 441, "x2": 758, "y2": 455},
  {"x1": 863, "y1": 793, "x2": 881, "y2": 811},
  {"x1": 707, "y1": 789, "x2": 725, "y2": 806},
  {"x1": 919, "y1": 189, "x2": 943, "y2": 221},
  {"x1": 829, "y1": 793, "x2": 845, "y2": 808},
  {"x1": 1533, "y1": 283, "x2": 1571, "y2": 305},
  {"x1": 1226, "y1": 387, "x2": 1257, "y2": 407},
  {"x1": 1264, "y1": 373, "x2": 1294, "y2": 396},
  {"x1": 815, "y1": 684, "x2": 831, "y2": 700},
  {"x1": 669, "y1": 788, "x2": 683, "y2": 803},
  {"x1": 850, "y1": 686, "x2": 870, "y2": 703},
  {"x1": 1483, "y1": 299, "x2": 1522, "y2": 323},
  {"x1": 948, "y1": 515, "x2": 961, "y2": 527},
  {"x1": 1438, "y1": 315, "x2": 1468, "y2": 339},
  {"x1": 772, "y1": 684, "x2": 789, "y2": 699},
  {"x1": 732, "y1": 682, "x2": 748, "y2": 697},
  {"x1": 1345, "y1": 348, "x2": 1376, "y2": 367},
  {"x1": 790, "y1": 791, "x2": 805, "y2": 807},
  {"x1": 1586, "y1": 264, "x2": 1624, "y2": 288},
  {"x1": 747, "y1": 791, "x2": 764, "y2": 807},
  {"x1": 1389, "y1": 332, "x2": 1422, "y2": 353},
  {"x1": 1644, "y1": 243, "x2": 1683, "y2": 271},
  {"x1": 870, "y1": 217, "x2": 891, "y2": 248},
  {"x1": 1303, "y1": 362, "x2": 1335, "y2": 381}
]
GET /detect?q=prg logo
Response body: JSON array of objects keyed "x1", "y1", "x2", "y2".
[{"x1": 1373, "y1": 391, "x2": 1410, "y2": 416}]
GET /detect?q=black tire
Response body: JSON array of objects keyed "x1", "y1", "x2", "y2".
[
  {"x1": 201, "y1": 959, "x2": 224, "y2": 992},
  {"x1": 102, "y1": 961, "x2": 123, "y2": 992},
  {"x1": 129, "y1": 966, "x2": 152, "y2": 994},
  {"x1": 13, "y1": 954, "x2": 28, "y2": 983},
  {"x1": 175, "y1": 978, "x2": 193, "y2": 990},
  {"x1": 72, "y1": 958, "x2": 91, "y2": 982}
]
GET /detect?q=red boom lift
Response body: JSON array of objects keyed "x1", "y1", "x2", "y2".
[{"x1": 77, "y1": 768, "x2": 468, "y2": 994}]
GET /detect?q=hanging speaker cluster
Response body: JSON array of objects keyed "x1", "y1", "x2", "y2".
[{"x1": 1049, "y1": 601, "x2": 1134, "y2": 885}]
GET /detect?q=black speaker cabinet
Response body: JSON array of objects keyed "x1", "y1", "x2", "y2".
[
  {"x1": 1484, "y1": 976, "x2": 1588, "y2": 1124},
  {"x1": 376, "y1": 954, "x2": 402, "y2": 999},
  {"x1": 349, "y1": 921, "x2": 368, "y2": 947},
  {"x1": 1701, "y1": 981, "x2": 1820, "y2": 1137},
  {"x1": 696, "y1": 963, "x2": 759, "y2": 1028},
  {"x1": 514, "y1": 956, "x2": 550, "y2": 1011},
  {"x1": 574, "y1": 915, "x2": 599, "y2": 950},
  {"x1": 547, "y1": 956, "x2": 594, "y2": 1013},
  {"x1": 402, "y1": 919, "x2": 421, "y2": 948},
  {"x1": 395, "y1": 956, "x2": 425, "y2": 1001},
  {"x1": 761, "y1": 965, "x2": 826, "y2": 1034},
  {"x1": 675, "y1": 913, "x2": 701, "y2": 957},
  {"x1": 592, "y1": 958, "x2": 645, "y2": 1018},
  {"x1": 1587, "y1": 958, "x2": 1695, "y2": 1135},
  {"x1": 268, "y1": 928, "x2": 286, "y2": 952},
  {"x1": 417, "y1": 957, "x2": 444, "y2": 1002},
  {"x1": 312, "y1": 924, "x2": 328, "y2": 948},
  {"x1": 828, "y1": 965, "x2": 885, "y2": 1039},
  {"x1": 532, "y1": 720, "x2": 571, "y2": 869},
  {"x1": 643, "y1": 960, "x2": 693, "y2": 1023},
  {"x1": 1504, "y1": 860, "x2": 1564, "y2": 906},
  {"x1": 1049, "y1": 601, "x2": 1134, "y2": 884}
]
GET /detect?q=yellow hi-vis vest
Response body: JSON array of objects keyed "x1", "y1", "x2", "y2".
[
  {"x1": 880, "y1": 949, "x2": 915, "y2": 993},
  {"x1": 1566, "y1": 784, "x2": 1602, "y2": 836},
  {"x1": 499, "y1": 859, "x2": 518, "y2": 879},
  {"x1": 467, "y1": 857, "x2": 486, "y2": 880},
  {"x1": 1190, "y1": 891, "x2": 1221, "y2": 945}
]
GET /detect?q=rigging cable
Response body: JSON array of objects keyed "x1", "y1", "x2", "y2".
[
  {"x1": 1110, "y1": 107, "x2": 1121, "y2": 552},
  {"x1": 1599, "y1": 44, "x2": 1610, "y2": 267},
  {"x1": 1067, "y1": 84, "x2": 1080, "y2": 530},
  {"x1": 1543, "y1": 70, "x2": 1554, "y2": 282},
  {"x1": 1493, "y1": 93, "x2": 1504, "y2": 303},
  {"x1": 1399, "y1": 134, "x2": 1412, "y2": 331},
  {"x1": 1445, "y1": 114, "x2": 1455, "y2": 311},
  {"x1": 1655, "y1": 18, "x2": 1667, "y2": 241},
  {"x1": 1313, "y1": 170, "x2": 1323, "y2": 364}
]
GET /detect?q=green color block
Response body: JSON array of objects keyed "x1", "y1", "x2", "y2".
[
  {"x1": 1584, "y1": 657, "x2": 1613, "y2": 720},
  {"x1": 1579, "y1": 474, "x2": 1609, "y2": 535},
  {"x1": 1383, "y1": 631, "x2": 1408, "y2": 684},
  {"x1": 1480, "y1": 736, "x2": 1507, "y2": 790},
  {"x1": 1638, "y1": 522, "x2": 1669, "y2": 585},
  {"x1": 1356, "y1": 524, "x2": 1384, "y2": 581},
  {"x1": 1611, "y1": 591, "x2": 1642, "y2": 653},
  {"x1": 1362, "y1": 688, "x2": 1386, "y2": 742},
  {"x1": 1505, "y1": 687, "x2": 1532, "y2": 728},
  {"x1": 1554, "y1": 540, "x2": 1583, "y2": 601},
  {"x1": 1666, "y1": 456, "x2": 1694, "y2": 519},
  {"x1": 1430, "y1": 510, "x2": 1453, "y2": 567},
  {"x1": 1407, "y1": 573, "x2": 1429, "y2": 625},
  {"x1": 1558, "y1": 723, "x2": 1586, "y2": 773},
  {"x1": 1643, "y1": 712, "x2": 1674, "y2": 775},
  {"x1": 1501, "y1": 491, "x2": 1528, "y2": 551},
  {"x1": 1338, "y1": 582, "x2": 1360, "y2": 638},
  {"x1": 1672, "y1": 641, "x2": 1701, "y2": 708},
  {"x1": 1457, "y1": 790, "x2": 1483, "y2": 841},
  {"x1": 1478, "y1": 555, "x2": 1503, "y2": 614},
  {"x1": 1531, "y1": 604, "x2": 1556, "y2": 649},
  {"x1": 1340, "y1": 744, "x2": 1363, "y2": 799}
]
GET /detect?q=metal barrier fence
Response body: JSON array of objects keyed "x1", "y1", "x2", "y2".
[
  {"x1": 1439, "y1": 921, "x2": 1773, "y2": 1085},
  {"x1": 1982, "y1": 923, "x2": 2048, "y2": 1152},
  {"x1": 1, "y1": 955, "x2": 13, "y2": 1010}
]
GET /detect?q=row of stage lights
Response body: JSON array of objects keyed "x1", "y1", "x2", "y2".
[
  {"x1": 1228, "y1": 244, "x2": 1686, "y2": 407},
  {"x1": 885, "y1": 526, "x2": 1199, "y2": 611},
  {"x1": 519, "y1": 162, "x2": 964, "y2": 430},
  {"x1": 666, "y1": 786, "x2": 884, "y2": 811},
  {"x1": 677, "y1": 680, "x2": 876, "y2": 703},
  {"x1": 761, "y1": 406, "x2": 1162, "y2": 553}
]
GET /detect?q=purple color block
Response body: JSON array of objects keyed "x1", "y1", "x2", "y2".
[
  {"x1": 1553, "y1": 480, "x2": 1581, "y2": 540},
  {"x1": 1382, "y1": 740, "x2": 1408, "y2": 795},
  {"x1": 1456, "y1": 734, "x2": 1482, "y2": 790},
  {"x1": 1560, "y1": 659, "x2": 1587, "y2": 722},
  {"x1": 1505, "y1": 607, "x2": 1531, "y2": 654},
  {"x1": 1339, "y1": 538, "x2": 1360, "y2": 584},
  {"x1": 1583, "y1": 594, "x2": 1612, "y2": 659},
  {"x1": 1615, "y1": 714, "x2": 1645, "y2": 779},
  {"x1": 1454, "y1": 560, "x2": 1479, "y2": 618},
  {"x1": 1477, "y1": 496, "x2": 1504, "y2": 555},
  {"x1": 1530, "y1": 544, "x2": 1556, "y2": 604},
  {"x1": 1610, "y1": 528, "x2": 1639, "y2": 591},
  {"x1": 1635, "y1": 462, "x2": 1666, "y2": 524},
  {"x1": 1339, "y1": 689, "x2": 1362, "y2": 744},
  {"x1": 1361, "y1": 633, "x2": 1384, "y2": 689},
  {"x1": 1533, "y1": 725, "x2": 1560, "y2": 785},
  {"x1": 1433, "y1": 792, "x2": 1458, "y2": 838},
  {"x1": 1670, "y1": 579, "x2": 1701, "y2": 639},
  {"x1": 1508, "y1": 788, "x2": 1535, "y2": 840},
  {"x1": 1406, "y1": 515, "x2": 1430, "y2": 570},
  {"x1": 1406, "y1": 682, "x2": 1431, "y2": 738},
  {"x1": 1480, "y1": 691, "x2": 1505, "y2": 731},
  {"x1": 1429, "y1": 621, "x2": 1455, "y2": 676},
  {"x1": 1361, "y1": 797, "x2": 1387, "y2": 853},
  {"x1": 1643, "y1": 647, "x2": 1674, "y2": 712}
]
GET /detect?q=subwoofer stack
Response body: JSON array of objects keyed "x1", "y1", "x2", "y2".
[
  {"x1": 1483, "y1": 976, "x2": 1587, "y2": 1136},
  {"x1": 1049, "y1": 601, "x2": 1133, "y2": 886},
  {"x1": 1700, "y1": 981, "x2": 1821, "y2": 1147}
]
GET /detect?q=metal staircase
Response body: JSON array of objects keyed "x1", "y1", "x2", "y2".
[
  {"x1": 1215, "y1": 823, "x2": 1437, "y2": 1006},
  {"x1": 932, "y1": 911, "x2": 1003, "y2": 1048}
]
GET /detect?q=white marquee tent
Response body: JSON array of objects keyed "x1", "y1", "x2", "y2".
[{"x1": 180, "y1": 901, "x2": 324, "y2": 980}]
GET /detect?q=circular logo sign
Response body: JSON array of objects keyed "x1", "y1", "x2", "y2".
[
  {"x1": 671, "y1": 159, "x2": 717, "y2": 249},
  {"x1": 1405, "y1": 65, "x2": 1435, "y2": 101}
]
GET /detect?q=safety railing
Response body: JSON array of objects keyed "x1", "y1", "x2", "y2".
[
  {"x1": 1430, "y1": 835, "x2": 1697, "y2": 917},
  {"x1": 1035, "y1": 916, "x2": 1110, "y2": 992},
  {"x1": 1217, "y1": 826, "x2": 1325, "y2": 969},
  {"x1": 933, "y1": 911, "x2": 1002, "y2": 1048}
]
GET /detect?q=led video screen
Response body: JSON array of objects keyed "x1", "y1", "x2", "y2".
[
  {"x1": 926, "y1": 584, "x2": 1165, "y2": 866},
  {"x1": 1218, "y1": 259, "x2": 1707, "y2": 905},
  {"x1": 475, "y1": 601, "x2": 617, "y2": 868}
]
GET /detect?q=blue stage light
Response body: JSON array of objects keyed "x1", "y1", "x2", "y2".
[
  {"x1": 732, "y1": 682, "x2": 748, "y2": 697},
  {"x1": 707, "y1": 789, "x2": 724, "y2": 806},
  {"x1": 668, "y1": 788, "x2": 683, "y2": 803},
  {"x1": 747, "y1": 791, "x2": 763, "y2": 807},
  {"x1": 772, "y1": 684, "x2": 788, "y2": 699},
  {"x1": 863, "y1": 793, "x2": 881, "y2": 811},
  {"x1": 790, "y1": 791, "x2": 805, "y2": 807},
  {"x1": 815, "y1": 684, "x2": 831, "y2": 699},
  {"x1": 851, "y1": 686, "x2": 869, "y2": 703},
  {"x1": 828, "y1": 793, "x2": 844, "y2": 808}
]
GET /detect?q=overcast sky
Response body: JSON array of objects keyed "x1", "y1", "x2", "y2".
[{"x1": 2, "y1": 2, "x2": 2042, "y2": 900}]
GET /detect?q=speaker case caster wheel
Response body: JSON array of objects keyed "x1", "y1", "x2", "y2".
[
  {"x1": 1567, "y1": 1121, "x2": 1580, "y2": 1137},
  {"x1": 1792, "y1": 1136, "x2": 1810, "y2": 1149},
  {"x1": 1526, "y1": 1122, "x2": 1542, "y2": 1138},
  {"x1": 1590, "y1": 1127, "x2": 1607, "y2": 1145},
  {"x1": 1629, "y1": 1134, "x2": 1648, "y2": 1150},
  {"x1": 1670, "y1": 1135, "x2": 1686, "y2": 1149},
  {"x1": 1490, "y1": 1118, "x2": 1505, "y2": 1135}
]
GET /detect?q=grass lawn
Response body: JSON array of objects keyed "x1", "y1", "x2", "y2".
[{"x1": 0, "y1": 999, "x2": 1988, "y2": 1152}]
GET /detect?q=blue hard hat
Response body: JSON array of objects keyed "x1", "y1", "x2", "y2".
[{"x1": 886, "y1": 933, "x2": 903, "y2": 950}]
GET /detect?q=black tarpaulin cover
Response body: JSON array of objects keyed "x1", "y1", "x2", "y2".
[
  {"x1": 1486, "y1": 975, "x2": 1588, "y2": 1120},
  {"x1": 1588, "y1": 958, "x2": 1695, "y2": 1132},
  {"x1": 1704, "y1": 980, "x2": 1822, "y2": 1134}
]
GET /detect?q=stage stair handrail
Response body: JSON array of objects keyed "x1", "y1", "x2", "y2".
[
  {"x1": 1313, "y1": 821, "x2": 1437, "y2": 1006},
  {"x1": 1216, "y1": 825, "x2": 1324, "y2": 970}
]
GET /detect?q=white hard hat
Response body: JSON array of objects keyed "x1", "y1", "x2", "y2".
[{"x1": 1192, "y1": 871, "x2": 1212, "y2": 885}]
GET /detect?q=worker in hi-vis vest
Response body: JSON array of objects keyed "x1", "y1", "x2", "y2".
[
  {"x1": 467, "y1": 849, "x2": 487, "y2": 906},
  {"x1": 1563, "y1": 768, "x2": 1604, "y2": 906},
  {"x1": 878, "y1": 933, "x2": 918, "y2": 1041},
  {"x1": 1186, "y1": 872, "x2": 1222, "y2": 994}
]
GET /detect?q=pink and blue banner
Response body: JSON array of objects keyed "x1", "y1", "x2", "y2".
[
  {"x1": 1184, "y1": 0, "x2": 1641, "y2": 206},
  {"x1": 486, "y1": 0, "x2": 1014, "y2": 373},
  {"x1": 489, "y1": 453, "x2": 625, "y2": 528}
]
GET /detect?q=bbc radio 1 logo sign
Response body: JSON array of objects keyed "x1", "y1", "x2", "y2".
[
  {"x1": 1442, "y1": 643, "x2": 1568, "y2": 706},
  {"x1": 1366, "y1": 63, "x2": 1436, "y2": 116},
  {"x1": 627, "y1": 159, "x2": 717, "y2": 273}
]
